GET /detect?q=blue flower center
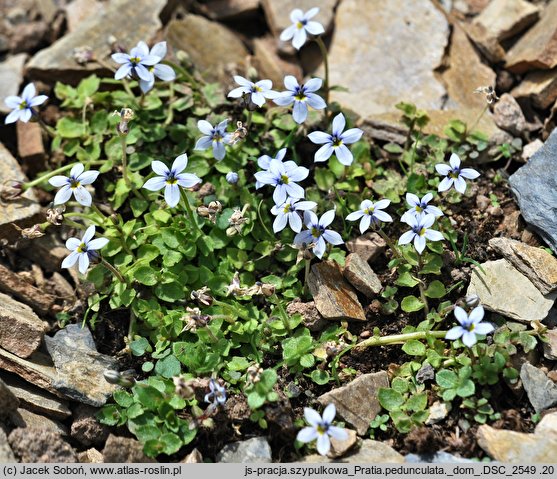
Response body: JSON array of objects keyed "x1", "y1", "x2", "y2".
[
  {"x1": 449, "y1": 168, "x2": 460, "y2": 179},
  {"x1": 166, "y1": 173, "x2": 178, "y2": 185},
  {"x1": 77, "y1": 242, "x2": 87, "y2": 253},
  {"x1": 130, "y1": 56, "x2": 141, "y2": 66},
  {"x1": 278, "y1": 174, "x2": 290, "y2": 185},
  {"x1": 294, "y1": 86, "x2": 307, "y2": 101},
  {"x1": 19, "y1": 100, "x2": 28, "y2": 110},
  {"x1": 316, "y1": 422, "x2": 329, "y2": 434},
  {"x1": 70, "y1": 178, "x2": 81, "y2": 189},
  {"x1": 311, "y1": 225, "x2": 324, "y2": 238},
  {"x1": 296, "y1": 19, "x2": 308, "y2": 29},
  {"x1": 332, "y1": 136, "x2": 343, "y2": 147},
  {"x1": 212, "y1": 132, "x2": 222, "y2": 142}
]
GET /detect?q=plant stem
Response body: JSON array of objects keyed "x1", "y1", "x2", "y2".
[
  {"x1": 315, "y1": 36, "x2": 330, "y2": 116},
  {"x1": 37, "y1": 117, "x2": 56, "y2": 139},
  {"x1": 245, "y1": 110, "x2": 253, "y2": 131},
  {"x1": 303, "y1": 259, "x2": 311, "y2": 297},
  {"x1": 468, "y1": 104, "x2": 489, "y2": 135},
  {"x1": 417, "y1": 254, "x2": 430, "y2": 316},
  {"x1": 272, "y1": 294, "x2": 291, "y2": 334},
  {"x1": 212, "y1": 299, "x2": 250, "y2": 321},
  {"x1": 354, "y1": 330, "x2": 448, "y2": 352},
  {"x1": 100, "y1": 257, "x2": 126, "y2": 284},
  {"x1": 63, "y1": 218, "x2": 86, "y2": 230},
  {"x1": 257, "y1": 200, "x2": 275, "y2": 239},
  {"x1": 120, "y1": 135, "x2": 131, "y2": 188},
  {"x1": 164, "y1": 81, "x2": 175, "y2": 127},
  {"x1": 180, "y1": 189, "x2": 202, "y2": 235},
  {"x1": 377, "y1": 228, "x2": 401, "y2": 259}
]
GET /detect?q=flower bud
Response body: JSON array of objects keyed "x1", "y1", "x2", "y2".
[
  {"x1": 103, "y1": 369, "x2": 135, "y2": 387},
  {"x1": 226, "y1": 172, "x2": 239, "y2": 185},
  {"x1": 464, "y1": 294, "x2": 480, "y2": 308}
]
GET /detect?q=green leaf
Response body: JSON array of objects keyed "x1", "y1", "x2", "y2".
[
  {"x1": 299, "y1": 353, "x2": 315, "y2": 368},
  {"x1": 406, "y1": 392, "x2": 427, "y2": 412},
  {"x1": 314, "y1": 168, "x2": 335, "y2": 191},
  {"x1": 395, "y1": 272, "x2": 419, "y2": 288},
  {"x1": 130, "y1": 337, "x2": 151, "y2": 356},
  {"x1": 77, "y1": 75, "x2": 100, "y2": 97},
  {"x1": 97, "y1": 405, "x2": 121, "y2": 426},
  {"x1": 401, "y1": 295, "x2": 425, "y2": 312},
  {"x1": 133, "y1": 384, "x2": 165, "y2": 410},
  {"x1": 155, "y1": 355, "x2": 181, "y2": 378},
  {"x1": 159, "y1": 433, "x2": 182, "y2": 455},
  {"x1": 155, "y1": 282, "x2": 184, "y2": 302},
  {"x1": 456, "y1": 379, "x2": 475, "y2": 398},
  {"x1": 56, "y1": 117, "x2": 85, "y2": 138},
  {"x1": 401, "y1": 340, "x2": 426, "y2": 356},
  {"x1": 425, "y1": 280, "x2": 446, "y2": 298},
  {"x1": 436, "y1": 369, "x2": 458, "y2": 389},
  {"x1": 113, "y1": 390, "x2": 134, "y2": 408},
  {"x1": 378, "y1": 388, "x2": 405, "y2": 411},
  {"x1": 310, "y1": 370, "x2": 330, "y2": 385},
  {"x1": 134, "y1": 266, "x2": 158, "y2": 286}
]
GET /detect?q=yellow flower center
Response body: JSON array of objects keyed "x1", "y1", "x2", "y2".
[
  {"x1": 415, "y1": 205, "x2": 423, "y2": 213},
  {"x1": 280, "y1": 174, "x2": 290, "y2": 184},
  {"x1": 419, "y1": 227, "x2": 426, "y2": 236},
  {"x1": 364, "y1": 206, "x2": 375, "y2": 215},
  {"x1": 70, "y1": 179, "x2": 81, "y2": 189},
  {"x1": 77, "y1": 242, "x2": 86, "y2": 253}
]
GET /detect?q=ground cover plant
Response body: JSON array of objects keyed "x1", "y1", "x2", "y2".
[{"x1": 2, "y1": 3, "x2": 552, "y2": 462}]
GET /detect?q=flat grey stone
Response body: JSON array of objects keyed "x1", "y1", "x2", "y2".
[
  {"x1": 0, "y1": 292, "x2": 48, "y2": 358},
  {"x1": 466, "y1": 259, "x2": 553, "y2": 323},
  {"x1": 217, "y1": 437, "x2": 272, "y2": 463},
  {"x1": 300, "y1": 440, "x2": 403, "y2": 463},
  {"x1": 0, "y1": 429, "x2": 16, "y2": 463},
  {"x1": 0, "y1": 54, "x2": 27, "y2": 114},
  {"x1": 9, "y1": 408, "x2": 68, "y2": 436},
  {"x1": 543, "y1": 329, "x2": 557, "y2": 360},
  {"x1": 0, "y1": 378, "x2": 19, "y2": 419},
  {"x1": 8, "y1": 428, "x2": 77, "y2": 463},
  {"x1": 509, "y1": 128, "x2": 557, "y2": 253},
  {"x1": 406, "y1": 451, "x2": 473, "y2": 463},
  {"x1": 102, "y1": 435, "x2": 155, "y2": 463},
  {"x1": 520, "y1": 363, "x2": 557, "y2": 413},
  {"x1": 346, "y1": 232, "x2": 386, "y2": 263},
  {"x1": 318, "y1": 372, "x2": 389, "y2": 435},
  {"x1": 44, "y1": 324, "x2": 118, "y2": 407},
  {"x1": 343, "y1": 253, "x2": 382, "y2": 298}
]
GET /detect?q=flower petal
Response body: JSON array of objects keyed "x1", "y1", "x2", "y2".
[
  {"x1": 320, "y1": 209, "x2": 336, "y2": 228},
  {"x1": 233, "y1": 75, "x2": 251, "y2": 87},
  {"x1": 289, "y1": 213, "x2": 303, "y2": 233},
  {"x1": 70, "y1": 163, "x2": 84, "y2": 179},
  {"x1": 22, "y1": 83, "x2": 36, "y2": 100},
  {"x1": 61, "y1": 251, "x2": 80, "y2": 269},
  {"x1": 328, "y1": 426, "x2": 348, "y2": 441},
  {"x1": 438, "y1": 177, "x2": 453, "y2": 192},
  {"x1": 273, "y1": 92, "x2": 294, "y2": 106},
  {"x1": 449, "y1": 153, "x2": 461, "y2": 169},
  {"x1": 454, "y1": 306, "x2": 468, "y2": 326},
  {"x1": 316, "y1": 434, "x2": 330, "y2": 456},
  {"x1": 469, "y1": 305, "x2": 485, "y2": 324},
  {"x1": 454, "y1": 176, "x2": 467, "y2": 194},
  {"x1": 414, "y1": 235, "x2": 426, "y2": 254},
  {"x1": 305, "y1": 93, "x2": 326, "y2": 110},
  {"x1": 195, "y1": 136, "x2": 213, "y2": 151},
  {"x1": 462, "y1": 331, "x2": 477, "y2": 347},
  {"x1": 150, "y1": 41, "x2": 167, "y2": 58},
  {"x1": 273, "y1": 213, "x2": 288, "y2": 233},
  {"x1": 346, "y1": 211, "x2": 364, "y2": 222},
  {"x1": 288, "y1": 166, "x2": 309, "y2": 182},
  {"x1": 82, "y1": 225, "x2": 96, "y2": 244},
  {"x1": 445, "y1": 326, "x2": 464, "y2": 340},
  {"x1": 227, "y1": 86, "x2": 248, "y2": 98},
  {"x1": 297, "y1": 427, "x2": 318, "y2": 444},
  {"x1": 78, "y1": 253, "x2": 90, "y2": 274},
  {"x1": 304, "y1": 407, "x2": 322, "y2": 427},
  {"x1": 398, "y1": 230, "x2": 416, "y2": 245},
  {"x1": 176, "y1": 173, "x2": 201, "y2": 188},
  {"x1": 406, "y1": 193, "x2": 420, "y2": 207},
  {"x1": 29, "y1": 95, "x2": 48, "y2": 107},
  {"x1": 73, "y1": 186, "x2": 92, "y2": 207},
  {"x1": 323, "y1": 230, "x2": 343, "y2": 245},
  {"x1": 78, "y1": 170, "x2": 99, "y2": 185},
  {"x1": 341, "y1": 128, "x2": 363, "y2": 144},
  {"x1": 88, "y1": 238, "x2": 109, "y2": 250},
  {"x1": 49, "y1": 175, "x2": 69, "y2": 187},
  {"x1": 373, "y1": 210, "x2": 392, "y2": 223},
  {"x1": 111, "y1": 52, "x2": 130, "y2": 64},
  {"x1": 4, "y1": 109, "x2": 21, "y2": 124},
  {"x1": 314, "y1": 144, "x2": 334, "y2": 163},
  {"x1": 460, "y1": 168, "x2": 480, "y2": 180},
  {"x1": 308, "y1": 131, "x2": 331, "y2": 145},
  {"x1": 305, "y1": 21, "x2": 324, "y2": 35},
  {"x1": 4, "y1": 96, "x2": 22, "y2": 109},
  {"x1": 172, "y1": 154, "x2": 188, "y2": 174},
  {"x1": 474, "y1": 322, "x2": 494, "y2": 335},
  {"x1": 280, "y1": 24, "x2": 297, "y2": 41},
  {"x1": 304, "y1": 78, "x2": 323, "y2": 93},
  {"x1": 424, "y1": 229, "x2": 444, "y2": 241},
  {"x1": 292, "y1": 101, "x2": 307, "y2": 124},
  {"x1": 332, "y1": 113, "x2": 346, "y2": 137},
  {"x1": 322, "y1": 403, "x2": 336, "y2": 424},
  {"x1": 53, "y1": 185, "x2": 73, "y2": 205},
  {"x1": 212, "y1": 141, "x2": 226, "y2": 161},
  {"x1": 290, "y1": 8, "x2": 304, "y2": 22},
  {"x1": 65, "y1": 237, "x2": 81, "y2": 251},
  {"x1": 153, "y1": 63, "x2": 175, "y2": 81},
  {"x1": 313, "y1": 237, "x2": 326, "y2": 258},
  {"x1": 334, "y1": 144, "x2": 353, "y2": 166},
  {"x1": 164, "y1": 184, "x2": 180, "y2": 207},
  {"x1": 359, "y1": 215, "x2": 371, "y2": 233},
  {"x1": 143, "y1": 176, "x2": 166, "y2": 191},
  {"x1": 435, "y1": 163, "x2": 451, "y2": 175},
  {"x1": 114, "y1": 64, "x2": 132, "y2": 80},
  {"x1": 292, "y1": 27, "x2": 307, "y2": 50}
]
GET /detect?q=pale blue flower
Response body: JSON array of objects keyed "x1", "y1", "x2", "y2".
[
  {"x1": 296, "y1": 404, "x2": 348, "y2": 456},
  {"x1": 254, "y1": 159, "x2": 309, "y2": 205},
  {"x1": 435, "y1": 153, "x2": 480, "y2": 194},
  {"x1": 256, "y1": 148, "x2": 287, "y2": 189},
  {"x1": 4, "y1": 83, "x2": 48, "y2": 124},
  {"x1": 226, "y1": 172, "x2": 239, "y2": 184},
  {"x1": 294, "y1": 210, "x2": 344, "y2": 259},
  {"x1": 136, "y1": 41, "x2": 176, "y2": 93},
  {"x1": 195, "y1": 119, "x2": 232, "y2": 161},
  {"x1": 308, "y1": 113, "x2": 363, "y2": 165},
  {"x1": 271, "y1": 198, "x2": 317, "y2": 233},
  {"x1": 48, "y1": 164, "x2": 99, "y2": 207},
  {"x1": 62, "y1": 225, "x2": 109, "y2": 274},
  {"x1": 227, "y1": 76, "x2": 279, "y2": 107},
  {"x1": 400, "y1": 193, "x2": 443, "y2": 223},
  {"x1": 205, "y1": 379, "x2": 226, "y2": 413},
  {"x1": 445, "y1": 305, "x2": 493, "y2": 347},
  {"x1": 274, "y1": 76, "x2": 326, "y2": 124},
  {"x1": 398, "y1": 213, "x2": 444, "y2": 254},
  {"x1": 280, "y1": 7, "x2": 325, "y2": 50},
  {"x1": 346, "y1": 199, "x2": 392, "y2": 234},
  {"x1": 143, "y1": 154, "x2": 201, "y2": 208},
  {"x1": 111, "y1": 42, "x2": 161, "y2": 83}
]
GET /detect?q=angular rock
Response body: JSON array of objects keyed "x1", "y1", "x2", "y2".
[
  {"x1": 0, "y1": 265, "x2": 55, "y2": 316},
  {"x1": 166, "y1": 16, "x2": 249, "y2": 83},
  {"x1": 19, "y1": 234, "x2": 69, "y2": 273},
  {"x1": 71, "y1": 404, "x2": 111, "y2": 447},
  {"x1": 425, "y1": 401, "x2": 450, "y2": 425},
  {"x1": 200, "y1": 0, "x2": 260, "y2": 21},
  {"x1": 346, "y1": 232, "x2": 386, "y2": 263},
  {"x1": 489, "y1": 237, "x2": 557, "y2": 295},
  {"x1": 64, "y1": 0, "x2": 105, "y2": 33},
  {"x1": 26, "y1": 0, "x2": 168, "y2": 83},
  {"x1": 328, "y1": 429, "x2": 358, "y2": 458},
  {"x1": 343, "y1": 253, "x2": 382, "y2": 298},
  {"x1": 17, "y1": 121, "x2": 45, "y2": 165},
  {"x1": 521, "y1": 139, "x2": 544, "y2": 162},
  {"x1": 0, "y1": 292, "x2": 48, "y2": 358},
  {"x1": 493, "y1": 94, "x2": 526, "y2": 136},
  {"x1": 181, "y1": 448, "x2": 203, "y2": 463},
  {"x1": 286, "y1": 299, "x2": 328, "y2": 332},
  {"x1": 308, "y1": 261, "x2": 366, "y2": 321},
  {"x1": 10, "y1": 408, "x2": 68, "y2": 436},
  {"x1": 520, "y1": 363, "x2": 557, "y2": 413},
  {"x1": 102, "y1": 435, "x2": 155, "y2": 463},
  {"x1": 512, "y1": 68, "x2": 557, "y2": 110},
  {"x1": 509, "y1": 128, "x2": 557, "y2": 253},
  {"x1": 405, "y1": 451, "x2": 473, "y2": 463},
  {"x1": 543, "y1": 330, "x2": 557, "y2": 360},
  {"x1": 262, "y1": 0, "x2": 336, "y2": 38},
  {"x1": 477, "y1": 413, "x2": 557, "y2": 462},
  {"x1": 1, "y1": 373, "x2": 71, "y2": 420},
  {"x1": 328, "y1": 0, "x2": 448, "y2": 120},
  {"x1": 8, "y1": 428, "x2": 77, "y2": 463},
  {"x1": 466, "y1": 259, "x2": 553, "y2": 323},
  {"x1": 506, "y1": 0, "x2": 557, "y2": 73},
  {"x1": 300, "y1": 440, "x2": 403, "y2": 463},
  {"x1": 317, "y1": 371, "x2": 389, "y2": 435},
  {"x1": 253, "y1": 36, "x2": 302, "y2": 87},
  {"x1": 0, "y1": 378, "x2": 19, "y2": 419},
  {"x1": 77, "y1": 448, "x2": 103, "y2": 463},
  {"x1": 0, "y1": 142, "x2": 41, "y2": 240},
  {"x1": 467, "y1": 0, "x2": 539, "y2": 62},
  {"x1": 44, "y1": 324, "x2": 119, "y2": 407},
  {"x1": 216, "y1": 437, "x2": 272, "y2": 463},
  {"x1": 0, "y1": 54, "x2": 27, "y2": 114},
  {"x1": 0, "y1": 429, "x2": 16, "y2": 463}
]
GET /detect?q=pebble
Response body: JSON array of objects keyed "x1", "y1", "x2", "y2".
[
  {"x1": 520, "y1": 363, "x2": 557, "y2": 413},
  {"x1": 217, "y1": 437, "x2": 272, "y2": 463}
]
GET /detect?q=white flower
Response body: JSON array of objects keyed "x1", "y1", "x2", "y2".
[
  {"x1": 296, "y1": 404, "x2": 348, "y2": 456},
  {"x1": 400, "y1": 193, "x2": 443, "y2": 223},
  {"x1": 4, "y1": 83, "x2": 48, "y2": 124},
  {"x1": 445, "y1": 305, "x2": 494, "y2": 347},
  {"x1": 308, "y1": 113, "x2": 363, "y2": 166},
  {"x1": 346, "y1": 199, "x2": 392, "y2": 234},
  {"x1": 435, "y1": 153, "x2": 480, "y2": 194},
  {"x1": 398, "y1": 213, "x2": 444, "y2": 254},
  {"x1": 280, "y1": 8, "x2": 325, "y2": 50},
  {"x1": 226, "y1": 171, "x2": 239, "y2": 184},
  {"x1": 136, "y1": 41, "x2": 176, "y2": 93},
  {"x1": 253, "y1": 159, "x2": 309, "y2": 205},
  {"x1": 48, "y1": 164, "x2": 99, "y2": 207},
  {"x1": 256, "y1": 148, "x2": 287, "y2": 189},
  {"x1": 227, "y1": 76, "x2": 279, "y2": 107},
  {"x1": 274, "y1": 76, "x2": 326, "y2": 124},
  {"x1": 204, "y1": 379, "x2": 227, "y2": 412},
  {"x1": 294, "y1": 210, "x2": 344, "y2": 259},
  {"x1": 111, "y1": 43, "x2": 161, "y2": 83},
  {"x1": 271, "y1": 198, "x2": 317, "y2": 233},
  {"x1": 194, "y1": 119, "x2": 232, "y2": 161},
  {"x1": 62, "y1": 225, "x2": 109, "y2": 274},
  {"x1": 142, "y1": 154, "x2": 201, "y2": 208}
]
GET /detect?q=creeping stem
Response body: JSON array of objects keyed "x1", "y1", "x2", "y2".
[
  {"x1": 120, "y1": 135, "x2": 131, "y2": 188},
  {"x1": 180, "y1": 189, "x2": 203, "y2": 235},
  {"x1": 377, "y1": 228, "x2": 401, "y2": 259},
  {"x1": 354, "y1": 330, "x2": 448, "y2": 352},
  {"x1": 303, "y1": 259, "x2": 311, "y2": 297},
  {"x1": 315, "y1": 36, "x2": 330, "y2": 115},
  {"x1": 417, "y1": 254, "x2": 430, "y2": 316},
  {"x1": 100, "y1": 257, "x2": 126, "y2": 284}
]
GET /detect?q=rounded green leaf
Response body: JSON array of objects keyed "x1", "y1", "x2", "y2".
[
  {"x1": 401, "y1": 295, "x2": 425, "y2": 312},
  {"x1": 424, "y1": 280, "x2": 446, "y2": 298},
  {"x1": 134, "y1": 266, "x2": 158, "y2": 286},
  {"x1": 436, "y1": 369, "x2": 458, "y2": 389},
  {"x1": 378, "y1": 387, "x2": 405, "y2": 411},
  {"x1": 401, "y1": 339, "x2": 426, "y2": 356}
]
